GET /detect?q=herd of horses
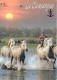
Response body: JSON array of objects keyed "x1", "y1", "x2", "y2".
[{"x1": 1, "y1": 38, "x2": 57, "y2": 70}]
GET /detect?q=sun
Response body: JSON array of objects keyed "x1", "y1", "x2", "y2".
[{"x1": 6, "y1": 13, "x2": 13, "y2": 19}]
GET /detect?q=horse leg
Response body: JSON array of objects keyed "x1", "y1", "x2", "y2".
[
  {"x1": 22, "y1": 55, "x2": 25, "y2": 64},
  {"x1": 19, "y1": 59, "x2": 23, "y2": 67},
  {"x1": 53, "y1": 57, "x2": 56, "y2": 63},
  {"x1": 53, "y1": 57, "x2": 56, "y2": 69},
  {"x1": 14, "y1": 58, "x2": 17, "y2": 65},
  {"x1": 22, "y1": 59, "x2": 25, "y2": 64},
  {"x1": 45, "y1": 55, "x2": 53, "y2": 63},
  {"x1": 17, "y1": 58, "x2": 22, "y2": 70},
  {"x1": 19, "y1": 53, "x2": 25, "y2": 64},
  {"x1": 10, "y1": 56, "x2": 13, "y2": 67},
  {"x1": 45, "y1": 55, "x2": 56, "y2": 69}
]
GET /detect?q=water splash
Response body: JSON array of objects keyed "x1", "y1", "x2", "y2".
[
  {"x1": 24, "y1": 54, "x2": 38, "y2": 69},
  {"x1": 0, "y1": 54, "x2": 57, "y2": 70},
  {"x1": 0, "y1": 56, "x2": 11, "y2": 68}
]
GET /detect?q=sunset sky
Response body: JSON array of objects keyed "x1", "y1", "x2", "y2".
[{"x1": 0, "y1": 0, "x2": 56, "y2": 30}]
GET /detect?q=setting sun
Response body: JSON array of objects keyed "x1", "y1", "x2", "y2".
[{"x1": 6, "y1": 13, "x2": 13, "y2": 19}]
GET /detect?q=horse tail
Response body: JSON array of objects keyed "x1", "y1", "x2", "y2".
[
  {"x1": 2, "y1": 53, "x2": 4, "y2": 57},
  {"x1": 1, "y1": 48, "x2": 4, "y2": 57}
]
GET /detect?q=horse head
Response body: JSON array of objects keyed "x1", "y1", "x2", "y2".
[
  {"x1": 8, "y1": 38, "x2": 15, "y2": 47},
  {"x1": 21, "y1": 40, "x2": 28, "y2": 52},
  {"x1": 47, "y1": 38, "x2": 53, "y2": 47},
  {"x1": 44, "y1": 38, "x2": 49, "y2": 47}
]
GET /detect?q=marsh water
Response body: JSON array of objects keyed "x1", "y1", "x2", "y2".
[{"x1": 0, "y1": 44, "x2": 57, "y2": 80}]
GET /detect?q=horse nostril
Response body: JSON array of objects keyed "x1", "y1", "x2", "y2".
[
  {"x1": 26, "y1": 49, "x2": 28, "y2": 52},
  {"x1": 51, "y1": 46, "x2": 54, "y2": 49}
]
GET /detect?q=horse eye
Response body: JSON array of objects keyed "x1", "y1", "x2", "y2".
[{"x1": 23, "y1": 45, "x2": 25, "y2": 46}]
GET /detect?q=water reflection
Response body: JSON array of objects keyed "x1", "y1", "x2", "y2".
[
  {"x1": 38, "y1": 70, "x2": 56, "y2": 80},
  {"x1": 0, "y1": 70, "x2": 56, "y2": 80},
  {"x1": 0, "y1": 70, "x2": 25, "y2": 80}
]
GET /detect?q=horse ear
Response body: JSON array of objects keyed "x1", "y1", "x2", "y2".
[{"x1": 21, "y1": 40, "x2": 26, "y2": 43}]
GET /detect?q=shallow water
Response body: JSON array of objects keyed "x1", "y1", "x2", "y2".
[
  {"x1": 0, "y1": 69, "x2": 57, "y2": 80},
  {"x1": 0, "y1": 46, "x2": 57, "y2": 80}
]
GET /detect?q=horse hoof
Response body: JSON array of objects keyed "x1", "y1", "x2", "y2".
[
  {"x1": 8, "y1": 66, "x2": 13, "y2": 70},
  {"x1": 21, "y1": 68, "x2": 25, "y2": 71},
  {"x1": 53, "y1": 61, "x2": 55, "y2": 64},
  {"x1": 1, "y1": 64, "x2": 7, "y2": 69}
]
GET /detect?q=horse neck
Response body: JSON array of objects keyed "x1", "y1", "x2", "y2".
[
  {"x1": 44, "y1": 43, "x2": 47, "y2": 47},
  {"x1": 45, "y1": 44, "x2": 50, "y2": 51}
]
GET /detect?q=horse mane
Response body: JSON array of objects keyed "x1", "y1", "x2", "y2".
[
  {"x1": 37, "y1": 44, "x2": 41, "y2": 48},
  {"x1": 7, "y1": 41, "x2": 11, "y2": 48}
]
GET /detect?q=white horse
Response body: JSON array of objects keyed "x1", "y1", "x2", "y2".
[
  {"x1": 37, "y1": 38, "x2": 56, "y2": 69},
  {"x1": 10, "y1": 40, "x2": 28, "y2": 69},
  {"x1": 1, "y1": 38, "x2": 15, "y2": 58}
]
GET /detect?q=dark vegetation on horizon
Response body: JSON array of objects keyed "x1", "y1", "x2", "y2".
[{"x1": 0, "y1": 27, "x2": 56, "y2": 44}]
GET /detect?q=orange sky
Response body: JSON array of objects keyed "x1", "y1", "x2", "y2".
[
  {"x1": 0, "y1": 0, "x2": 56, "y2": 20},
  {"x1": 0, "y1": 0, "x2": 25, "y2": 20},
  {"x1": 0, "y1": 0, "x2": 56, "y2": 29}
]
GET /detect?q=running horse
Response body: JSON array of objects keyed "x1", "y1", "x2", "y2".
[{"x1": 37, "y1": 38, "x2": 56, "y2": 69}]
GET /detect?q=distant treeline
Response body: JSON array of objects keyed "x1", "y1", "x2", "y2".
[{"x1": 0, "y1": 27, "x2": 56, "y2": 38}]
